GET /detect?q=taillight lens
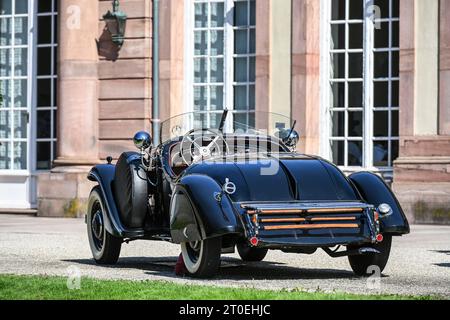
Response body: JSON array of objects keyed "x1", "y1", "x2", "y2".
[{"x1": 249, "y1": 237, "x2": 259, "y2": 246}]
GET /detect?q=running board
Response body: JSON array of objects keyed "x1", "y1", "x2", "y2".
[{"x1": 323, "y1": 247, "x2": 380, "y2": 258}]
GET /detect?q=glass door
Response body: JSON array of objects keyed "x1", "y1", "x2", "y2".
[{"x1": 0, "y1": 0, "x2": 33, "y2": 208}]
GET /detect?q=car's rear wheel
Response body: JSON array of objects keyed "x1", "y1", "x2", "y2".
[
  {"x1": 87, "y1": 187, "x2": 122, "y2": 264},
  {"x1": 237, "y1": 242, "x2": 268, "y2": 262},
  {"x1": 181, "y1": 237, "x2": 221, "y2": 278},
  {"x1": 348, "y1": 235, "x2": 392, "y2": 276}
]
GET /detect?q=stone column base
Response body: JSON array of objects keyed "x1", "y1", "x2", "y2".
[
  {"x1": 392, "y1": 182, "x2": 450, "y2": 225},
  {"x1": 37, "y1": 166, "x2": 97, "y2": 218},
  {"x1": 393, "y1": 156, "x2": 450, "y2": 224}
]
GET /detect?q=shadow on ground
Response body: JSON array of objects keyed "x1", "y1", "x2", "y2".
[
  {"x1": 430, "y1": 251, "x2": 450, "y2": 268},
  {"x1": 432, "y1": 250, "x2": 450, "y2": 255},
  {"x1": 434, "y1": 263, "x2": 450, "y2": 268},
  {"x1": 64, "y1": 256, "x2": 369, "y2": 281}
]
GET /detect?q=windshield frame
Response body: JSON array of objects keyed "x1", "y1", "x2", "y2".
[{"x1": 159, "y1": 111, "x2": 294, "y2": 145}]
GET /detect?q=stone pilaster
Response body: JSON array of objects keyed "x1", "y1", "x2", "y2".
[
  {"x1": 255, "y1": 0, "x2": 271, "y2": 121},
  {"x1": 37, "y1": 0, "x2": 101, "y2": 217},
  {"x1": 393, "y1": 0, "x2": 450, "y2": 224},
  {"x1": 159, "y1": 0, "x2": 184, "y2": 123},
  {"x1": 291, "y1": 0, "x2": 320, "y2": 155},
  {"x1": 270, "y1": 0, "x2": 292, "y2": 119},
  {"x1": 440, "y1": 0, "x2": 450, "y2": 135},
  {"x1": 55, "y1": 0, "x2": 100, "y2": 166}
]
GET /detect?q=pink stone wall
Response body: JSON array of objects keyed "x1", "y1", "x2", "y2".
[
  {"x1": 97, "y1": 0, "x2": 153, "y2": 160},
  {"x1": 158, "y1": 0, "x2": 185, "y2": 122},
  {"x1": 440, "y1": 0, "x2": 450, "y2": 135},
  {"x1": 255, "y1": 0, "x2": 270, "y2": 116},
  {"x1": 291, "y1": 0, "x2": 320, "y2": 155},
  {"x1": 393, "y1": 0, "x2": 450, "y2": 224},
  {"x1": 38, "y1": 0, "x2": 153, "y2": 216},
  {"x1": 41, "y1": 0, "x2": 450, "y2": 223},
  {"x1": 398, "y1": 0, "x2": 415, "y2": 138}
]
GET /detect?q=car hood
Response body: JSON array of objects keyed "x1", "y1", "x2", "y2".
[{"x1": 184, "y1": 154, "x2": 360, "y2": 202}]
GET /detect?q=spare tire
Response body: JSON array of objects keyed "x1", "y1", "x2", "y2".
[{"x1": 114, "y1": 152, "x2": 148, "y2": 228}]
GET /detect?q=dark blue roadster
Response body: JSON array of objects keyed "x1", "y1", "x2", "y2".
[{"x1": 86, "y1": 110, "x2": 409, "y2": 278}]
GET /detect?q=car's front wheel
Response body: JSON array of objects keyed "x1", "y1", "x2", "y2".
[
  {"x1": 181, "y1": 237, "x2": 221, "y2": 278},
  {"x1": 348, "y1": 235, "x2": 392, "y2": 276},
  {"x1": 87, "y1": 186, "x2": 122, "y2": 264}
]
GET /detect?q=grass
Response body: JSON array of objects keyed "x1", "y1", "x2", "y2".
[{"x1": 0, "y1": 274, "x2": 437, "y2": 300}]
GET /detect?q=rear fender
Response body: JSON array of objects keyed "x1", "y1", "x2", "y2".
[
  {"x1": 349, "y1": 172, "x2": 410, "y2": 235},
  {"x1": 170, "y1": 175, "x2": 244, "y2": 244},
  {"x1": 87, "y1": 164, "x2": 144, "y2": 239}
]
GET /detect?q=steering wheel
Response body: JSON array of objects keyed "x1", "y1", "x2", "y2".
[{"x1": 180, "y1": 129, "x2": 229, "y2": 165}]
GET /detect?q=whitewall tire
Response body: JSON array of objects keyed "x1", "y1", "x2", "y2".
[
  {"x1": 87, "y1": 187, "x2": 122, "y2": 264},
  {"x1": 181, "y1": 237, "x2": 221, "y2": 278}
]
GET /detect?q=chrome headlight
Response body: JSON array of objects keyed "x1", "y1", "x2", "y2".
[{"x1": 133, "y1": 131, "x2": 152, "y2": 150}]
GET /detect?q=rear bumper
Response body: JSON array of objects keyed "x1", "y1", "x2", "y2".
[{"x1": 237, "y1": 201, "x2": 379, "y2": 249}]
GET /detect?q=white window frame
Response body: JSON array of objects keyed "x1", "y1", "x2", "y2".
[
  {"x1": 0, "y1": 0, "x2": 58, "y2": 209},
  {"x1": 320, "y1": 0, "x2": 399, "y2": 179},
  {"x1": 0, "y1": 0, "x2": 35, "y2": 175},
  {"x1": 184, "y1": 0, "x2": 256, "y2": 130}
]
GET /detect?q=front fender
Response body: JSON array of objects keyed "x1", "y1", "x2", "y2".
[
  {"x1": 349, "y1": 172, "x2": 410, "y2": 235},
  {"x1": 87, "y1": 164, "x2": 144, "y2": 239},
  {"x1": 170, "y1": 175, "x2": 244, "y2": 244}
]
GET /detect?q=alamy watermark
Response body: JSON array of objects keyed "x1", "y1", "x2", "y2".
[
  {"x1": 66, "y1": 265, "x2": 81, "y2": 290},
  {"x1": 66, "y1": 5, "x2": 81, "y2": 30},
  {"x1": 367, "y1": 5, "x2": 382, "y2": 30},
  {"x1": 366, "y1": 265, "x2": 382, "y2": 290}
]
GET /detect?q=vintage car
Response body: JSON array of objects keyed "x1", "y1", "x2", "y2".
[{"x1": 86, "y1": 110, "x2": 409, "y2": 278}]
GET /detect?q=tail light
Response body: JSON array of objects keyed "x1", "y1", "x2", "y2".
[{"x1": 249, "y1": 237, "x2": 259, "y2": 247}]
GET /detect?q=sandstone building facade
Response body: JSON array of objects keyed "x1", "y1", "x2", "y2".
[{"x1": 0, "y1": 0, "x2": 448, "y2": 223}]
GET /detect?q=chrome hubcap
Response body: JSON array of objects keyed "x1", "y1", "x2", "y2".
[
  {"x1": 186, "y1": 241, "x2": 201, "y2": 263},
  {"x1": 91, "y1": 207, "x2": 104, "y2": 250}
]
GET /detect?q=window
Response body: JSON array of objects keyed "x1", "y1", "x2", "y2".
[
  {"x1": 35, "y1": 0, "x2": 57, "y2": 170},
  {"x1": 0, "y1": 0, "x2": 30, "y2": 170},
  {"x1": 326, "y1": 0, "x2": 399, "y2": 172},
  {"x1": 190, "y1": 0, "x2": 256, "y2": 129},
  {"x1": 0, "y1": 0, "x2": 58, "y2": 172}
]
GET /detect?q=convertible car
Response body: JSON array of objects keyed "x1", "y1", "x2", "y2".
[{"x1": 86, "y1": 110, "x2": 409, "y2": 278}]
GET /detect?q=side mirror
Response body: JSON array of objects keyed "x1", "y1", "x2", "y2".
[
  {"x1": 278, "y1": 129, "x2": 300, "y2": 149},
  {"x1": 133, "y1": 131, "x2": 152, "y2": 150}
]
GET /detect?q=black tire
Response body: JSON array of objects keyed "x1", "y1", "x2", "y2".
[
  {"x1": 181, "y1": 237, "x2": 221, "y2": 278},
  {"x1": 348, "y1": 235, "x2": 392, "y2": 276},
  {"x1": 87, "y1": 186, "x2": 122, "y2": 264},
  {"x1": 237, "y1": 242, "x2": 268, "y2": 262}
]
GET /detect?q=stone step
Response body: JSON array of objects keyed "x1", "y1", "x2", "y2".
[{"x1": 0, "y1": 209, "x2": 38, "y2": 216}]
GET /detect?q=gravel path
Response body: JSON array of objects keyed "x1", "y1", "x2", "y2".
[{"x1": 0, "y1": 214, "x2": 449, "y2": 298}]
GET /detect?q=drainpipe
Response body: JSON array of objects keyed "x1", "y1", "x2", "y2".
[{"x1": 152, "y1": 0, "x2": 160, "y2": 146}]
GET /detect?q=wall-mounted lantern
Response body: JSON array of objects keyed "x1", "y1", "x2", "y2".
[{"x1": 103, "y1": 0, "x2": 127, "y2": 47}]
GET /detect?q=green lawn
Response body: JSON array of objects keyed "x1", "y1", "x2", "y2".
[{"x1": 0, "y1": 274, "x2": 435, "y2": 300}]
